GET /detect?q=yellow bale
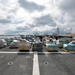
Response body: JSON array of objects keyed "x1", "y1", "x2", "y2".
[
  {"x1": 47, "y1": 48, "x2": 53, "y2": 52},
  {"x1": 19, "y1": 44, "x2": 30, "y2": 50}
]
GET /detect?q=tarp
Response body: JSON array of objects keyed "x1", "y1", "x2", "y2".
[
  {"x1": 32, "y1": 43, "x2": 43, "y2": 51},
  {"x1": 10, "y1": 40, "x2": 20, "y2": 48},
  {"x1": 19, "y1": 39, "x2": 31, "y2": 50},
  {"x1": 0, "y1": 39, "x2": 7, "y2": 47},
  {"x1": 65, "y1": 44, "x2": 75, "y2": 50},
  {"x1": 59, "y1": 40, "x2": 68, "y2": 44},
  {"x1": 46, "y1": 44, "x2": 58, "y2": 49}
]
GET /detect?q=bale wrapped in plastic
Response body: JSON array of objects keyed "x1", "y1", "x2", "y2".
[
  {"x1": 6, "y1": 38, "x2": 13, "y2": 46},
  {"x1": 65, "y1": 44, "x2": 75, "y2": 51},
  {"x1": 56, "y1": 40, "x2": 68, "y2": 48},
  {"x1": 46, "y1": 44, "x2": 58, "y2": 52},
  {"x1": 32, "y1": 42, "x2": 43, "y2": 51},
  {"x1": 0, "y1": 39, "x2": 7, "y2": 48},
  {"x1": 32, "y1": 37, "x2": 43, "y2": 51},
  {"x1": 19, "y1": 39, "x2": 31, "y2": 51},
  {"x1": 9, "y1": 40, "x2": 20, "y2": 48}
]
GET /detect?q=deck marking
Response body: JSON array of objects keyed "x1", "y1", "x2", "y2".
[
  {"x1": 32, "y1": 52, "x2": 40, "y2": 75},
  {"x1": 44, "y1": 51, "x2": 49, "y2": 57},
  {"x1": 0, "y1": 51, "x2": 33, "y2": 53},
  {"x1": 0, "y1": 51, "x2": 75, "y2": 54}
]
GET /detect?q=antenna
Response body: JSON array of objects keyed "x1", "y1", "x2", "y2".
[
  {"x1": 70, "y1": 28, "x2": 72, "y2": 34},
  {"x1": 57, "y1": 27, "x2": 60, "y2": 35}
]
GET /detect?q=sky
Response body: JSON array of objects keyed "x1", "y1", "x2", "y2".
[{"x1": 0, "y1": 0, "x2": 75, "y2": 35}]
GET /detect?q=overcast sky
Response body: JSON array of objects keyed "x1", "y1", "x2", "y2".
[{"x1": 0, "y1": 0, "x2": 75, "y2": 35}]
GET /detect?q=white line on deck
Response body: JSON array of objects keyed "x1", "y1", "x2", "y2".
[
  {"x1": 0, "y1": 51, "x2": 33, "y2": 53},
  {"x1": 0, "y1": 51, "x2": 75, "y2": 54},
  {"x1": 32, "y1": 52, "x2": 40, "y2": 75},
  {"x1": 44, "y1": 51, "x2": 49, "y2": 57}
]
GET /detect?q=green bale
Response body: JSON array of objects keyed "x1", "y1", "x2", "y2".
[
  {"x1": 65, "y1": 44, "x2": 75, "y2": 51},
  {"x1": 6, "y1": 39, "x2": 13, "y2": 46}
]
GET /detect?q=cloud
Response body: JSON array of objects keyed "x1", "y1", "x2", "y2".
[
  {"x1": 0, "y1": 18, "x2": 12, "y2": 24},
  {"x1": 13, "y1": 20, "x2": 24, "y2": 24},
  {"x1": 59, "y1": 0, "x2": 75, "y2": 19},
  {"x1": 31, "y1": 25, "x2": 56, "y2": 35},
  {"x1": 16, "y1": 26, "x2": 30, "y2": 31},
  {"x1": 18, "y1": 0, "x2": 45, "y2": 12},
  {"x1": 5, "y1": 14, "x2": 57, "y2": 35},
  {"x1": 60, "y1": 0, "x2": 75, "y2": 13},
  {"x1": 58, "y1": 0, "x2": 75, "y2": 33},
  {"x1": 34, "y1": 14, "x2": 56, "y2": 26},
  {"x1": 5, "y1": 26, "x2": 30, "y2": 34},
  {"x1": 0, "y1": 0, "x2": 75, "y2": 35}
]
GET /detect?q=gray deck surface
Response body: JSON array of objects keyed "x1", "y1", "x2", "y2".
[{"x1": 0, "y1": 47, "x2": 75, "y2": 75}]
